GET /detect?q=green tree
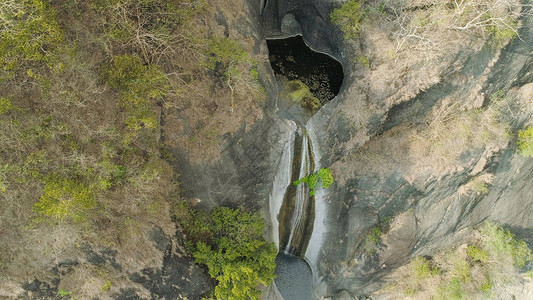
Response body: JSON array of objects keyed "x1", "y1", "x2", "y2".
[
  {"x1": 180, "y1": 206, "x2": 277, "y2": 300},
  {"x1": 481, "y1": 221, "x2": 533, "y2": 268},
  {"x1": 203, "y1": 37, "x2": 260, "y2": 112}
]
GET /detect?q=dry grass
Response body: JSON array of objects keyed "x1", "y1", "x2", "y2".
[
  {"x1": 378, "y1": 223, "x2": 532, "y2": 299},
  {"x1": 157, "y1": 0, "x2": 266, "y2": 163},
  {"x1": 458, "y1": 173, "x2": 495, "y2": 196},
  {"x1": 345, "y1": 93, "x2": 509, "y2": 178},
  {"x1": 0, "y1": 0, "x2": 196, "y2": 295},
  {"x1": 409, "y1": 98, "x2": 509, "y2": 171}
]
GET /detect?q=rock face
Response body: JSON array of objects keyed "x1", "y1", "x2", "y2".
[
  {"x1": 274, "y1": 1, "x2": 533, "y2": 299},
  {"x1": 174, "y1": 0, "x2": 533, "y2": 299}
]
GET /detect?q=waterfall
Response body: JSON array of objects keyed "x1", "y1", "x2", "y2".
[
  {"x1": 269, "y1": 129, "x2": 294, "y2": 249},
  {"x1": 284, "y1": 127, "x2": 313, "y2": 255},
  {"x1": 273, "y1": 125, "x2": 316, "y2": 257},
  {"x1": 304, "y1": 123, "x2": 328, "y2": 267}
]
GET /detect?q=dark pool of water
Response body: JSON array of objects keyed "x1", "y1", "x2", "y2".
[
  {"x1": 267, "y1": 35, "x2": 344, "y2": 104},
  {"x1": 274, "y1": 252, "x2": 313, "y2": 300}
]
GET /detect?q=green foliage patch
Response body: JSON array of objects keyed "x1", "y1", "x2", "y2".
[
  {"x1": 0, "y1": 97, "x2": 13, "y2": 115},
  {"x1": 204, "y1": 37, "x2": 247, "y2": 72},
  {"x1": 466, "y1": 245, "x2": 489, "y2": 263},
  {"x1": 330, "y1": 0, "x2": 364, "y2": 39},
  {"x1": 177, "y1": 205, "x2": 277, "y2": 300},
  {"x1": 0, "y1": 0, "x2": 64, "y2": 80},
  {"x1": 396, "y1": 221, "x2": 532, "y2": 298},
  {"x1": 363, "y1": 227, "x2": 382, "y2": 254},
  {"x1": 203, "y1": 37, "x2": 261, "y2": 110},
  {"x1": 481, "y1": 221, "x2": 533, "y2": 268},
  {"x1": 412, "y1": 256, "x2": 440, "y2": 280},
  {"x1": 34, "y1": 175, "x2": 97, "y2": 222},
  {"x1": 103, "y1": 54, "x2": 170, "y2": 142},
  {"x1": 282, "y1": 80, "x2": 321, "y2": 112},
  {"x1": 294, "y1": 167, "x2": 334, "y2": 196},
  {"x1": 517, "y1": 127, "x2": 533, "y2": 157}
]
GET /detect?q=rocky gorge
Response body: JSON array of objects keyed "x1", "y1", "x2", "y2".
[
  {"x1": 174, "y1": 0, "x2": 533, "y2": 298},
  {"x1": 2, "y1": 0, "x2": 532, "y2": 299}
]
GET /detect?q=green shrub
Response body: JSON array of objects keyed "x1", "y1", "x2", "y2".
[
  {"x1": 486, "y1": 15, "x2": 518, "y2": 43},
  {"x1": 34, "y1": 175, "x2": 97, "y2": 222},
  {"x1": 354, "y1": 55, "x2": 370, "y2": 67},
  {"x1": 294, "y1": 167, "x2": 334, "y2": 196},
  {"x1": 102, "y1": 279, "x2": 112, "y2": 291},
  {"x1": 481, "y1": 221, "x2": 533, "y2": 268},
  {"x1": 330, "y1": 0, "x2": 364, "y2": 39},
  {"x1": 103, "y1": 54, "x2": 170, "y2": 141},
  {"x1": 204, "y1": 37, "x2": 247, "y2": 72},
  {"x1": 0, "y1": 97, "x2": 13, "y2": 115},
  {"x1": 203, "y1": 37, "x2": 260, "y2": 110},
  {"x1": 317, "y1": 168, "x2": 334, "y2": 189},
  {"x1": 97, "y1": 159, "x2": 126, "y2": 190},
  {"x1": 412, "y1": 256, "x2": 440, "y2": 280},
  {"x1": 179, "y1": 206, "x2": 277, "y2": 300},
  {"x1": 282, "y1": 80, "x2": 321, "y2": 112},
  {"x1": 0, "y1": 0, "x2": 64, "y2": 80},
  {"x1": 480, "y1": 277, "x2": 492, "y2": 292},
  {"x1": 363, "y1": 227, "x2": 382, "y2": 254},
  {"x1": 436, "y1": 277, "x2": 464, "y2": 300},
  {"x1": 467, "y1": 245, "x2": 489, "y2": 263},
  {"x1": 58, "y1": 289, "x2": 71, "y2": 297},
  {"x1": 451, "y1": 258, "x2": 471, "y2": 282},
  {"x1": 517, "y1": 127, "x2": 533, "y2": 157}
]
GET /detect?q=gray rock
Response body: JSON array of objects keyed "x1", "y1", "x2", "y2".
[{"x1": 281, "y1": 14, "x2": 302, "y2": 36}]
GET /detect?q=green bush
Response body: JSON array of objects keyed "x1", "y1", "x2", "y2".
[
  {"x1": 282, "y1": 80, "x2": 321, "y2": 112},
  {"x1": 330, "y1": 0, "x2": 364, "y2": 39},
  {"x1": 363, "y1": 227, "x2": 382, "y2": 254},
  {"x1": 294, "y1": 167, "x2": 334, "y2": 196},
  {"x1": 203, "y1": 37, "x2": 260, "y2": 110},
  {"x1": 0, "y1": 0, "x2": 64, "y2": 80},
  {"x1": 481, "y1": 221, "x2": 533, "y2": 268},
  {"x1": 396, "y1": 221, "x2": 532, "y2": 298},
  {"x1": 0, "y1": 97, "x2": 13, "y2": 115},
  {"x1": 103, "y1": 54, "x2": 170, "y2": 141},
  {"x1": 436, "y1": 277, "x2": 464, "y2": 300},
  {"x1": 467, "y1": 245, "x2": 489, "y2": 263},
  {"x1": 178, "y1": 206, "x2": 277, "y2": 300},
  {"x1": 204, "y1": 37, "x2": 247, "y2": 72},
  {"x1": 517, "y1": 127, "x2": 533, "y2": 157},
  {"x1": 412, "y1": 256, "x2": 440, "y2": 280},
  {"x1": 34, "y1": 175, "x2": 97, "y2": 222},
  {"x1": 317, "y1": 168, "x2": 334, "y2": 189}
]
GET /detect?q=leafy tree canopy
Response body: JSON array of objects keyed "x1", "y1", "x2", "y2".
[{"x1": 178, "y1": 205, "x2": 277, "y2": 300}]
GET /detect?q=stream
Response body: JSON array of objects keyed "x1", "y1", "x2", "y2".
[{"x1": 267, "y1": 34, "x2": 343, "y2": 299}]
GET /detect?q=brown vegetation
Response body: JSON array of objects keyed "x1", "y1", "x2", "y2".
[{"x1": 0, "y1": 0, "x2": 266, "y2": 298}]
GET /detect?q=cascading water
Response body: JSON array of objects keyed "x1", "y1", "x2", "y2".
[
  {"x1": 279, "y1": 127, "x2": 315, "y2": 256},
  {"x1": 266, "y1": 34, "x2": 343, "y2": 299},
  {"x1": 284, "y1": 130, "x2": 310, "y2": 254},
  {"x1": 268, "y1": 34, "x2": 342, "y2": 258}
]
